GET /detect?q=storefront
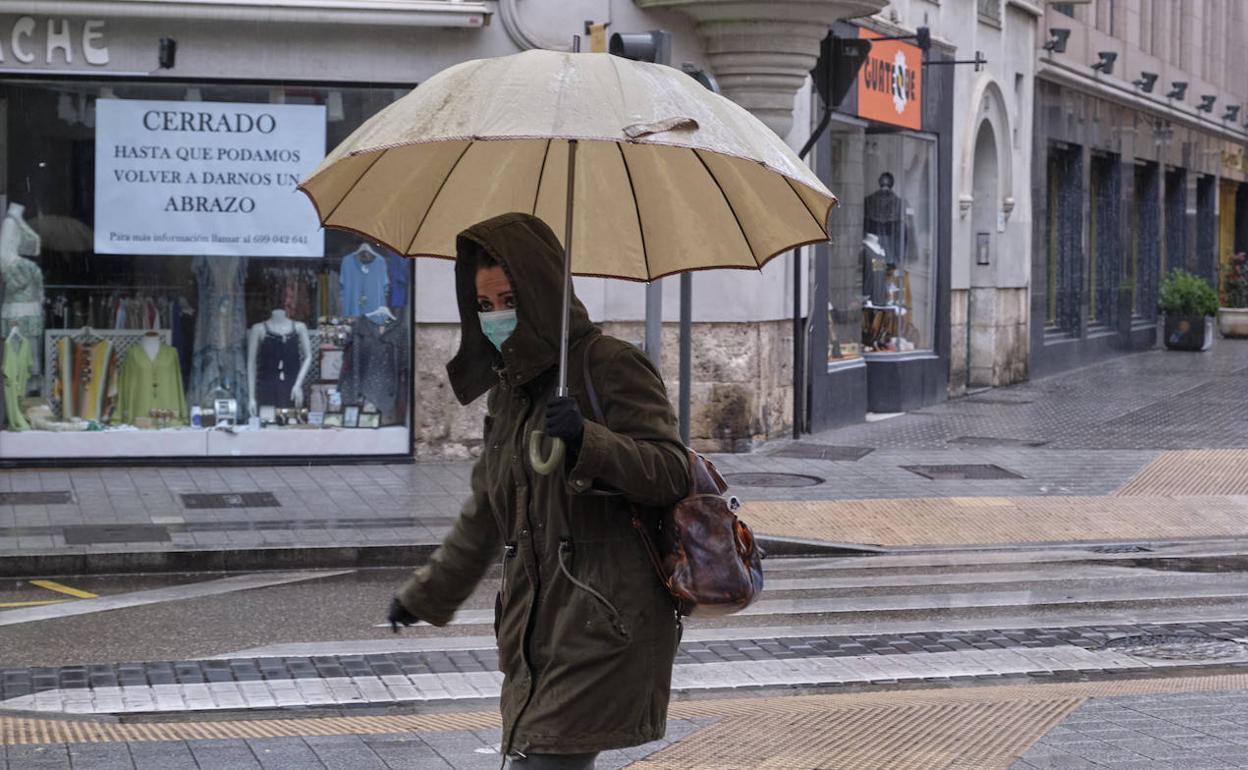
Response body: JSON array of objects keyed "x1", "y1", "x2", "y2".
[
  {"x1": 1030, "y1": 77, "x2": 1248, "y2": 377},
  {"x1": 0, "y1": 6, "x2": 490, "y2": 461},
  {"x1": 809, "y1": 23, "x2": 953, "y2": 429}
]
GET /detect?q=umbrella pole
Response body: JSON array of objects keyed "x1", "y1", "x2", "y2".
[
  {"x1": 557, "y1": 138, "x2": 578, "y2": 397},
  {"x1": 530, "y1": 138, "x2": 578, "y2": 475}
]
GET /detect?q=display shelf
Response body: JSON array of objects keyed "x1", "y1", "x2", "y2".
[{"x1": 0, "y1": 425, "x2": 408, "y2": 458}]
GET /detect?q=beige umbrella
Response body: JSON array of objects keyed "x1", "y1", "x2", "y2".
[{"x1": 299, "y1": 48, "x2": 837, "y2": 471}]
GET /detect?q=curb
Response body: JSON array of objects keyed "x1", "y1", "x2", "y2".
[
  {"x1": 0, "y1": 536, "x2": 872, "y2": 577},
  {"x1": 0, "y1": 544, "x2": 440, "y2": 578}
]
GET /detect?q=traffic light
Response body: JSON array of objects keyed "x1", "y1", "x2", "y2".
[{"x1": 609, "y1": 31, "x2": 672, "y2": 65}]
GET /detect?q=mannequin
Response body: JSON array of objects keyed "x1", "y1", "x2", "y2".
[
  {"x1": 0, "y1": 203, "x2": 44, "y2": 378},
  {"x1": 141, "y1": 332, "x2": 161, "y2": 362},
  {"x1": 247, "y1": 309, "x2": 312, "y2": 416},
  {"x1": 862, "y1": 233, "x2": 888, "y2": 305},
  {"x1": 119, "y1": 331, "x2": 188, "y2": 425},
  {"x1": 863, "y1": 172, "x2": 913, "y2": 267}
]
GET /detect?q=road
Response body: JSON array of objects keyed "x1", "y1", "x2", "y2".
[{"x1": 5, "y1": 545, "x2": 1248, "y2": 768}]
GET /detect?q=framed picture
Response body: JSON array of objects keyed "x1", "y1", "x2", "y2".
[
  {"x1": 258, "y1": 405, "x2": 277, "y2": 424},
  {"x1": 343, "y1": 405, "x2": 361, "y2": 427},
  {"x1": 359, "y1": 412, "x2": 380, "y2": 429},
  {"x1": 308, "y1": 411, "x2": 325, "y2": 426},
  {"x1": 308, "y1": 384, "x2": 338, "y2": 413},
  {"x1": 319, "y1": 348, "x2": 344, "y2": 381},
  {"x1": 322, "y1": 412, "x2": 343, "y2": 428}
]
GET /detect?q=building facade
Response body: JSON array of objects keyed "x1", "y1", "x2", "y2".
[
  {"x1": 805, "y1": 0, "x2": 1040, "y2": 432},
  {"x1": 0, "y1": 0, "x2": 889, "y2": 463},
  {"x1": 1030, "y1": 0, "x2": 1248, "y2": 377}
]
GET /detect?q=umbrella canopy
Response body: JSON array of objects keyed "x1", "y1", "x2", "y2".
[{"x1": 299, "y1": 49, "x2": 836, "y2": 281}]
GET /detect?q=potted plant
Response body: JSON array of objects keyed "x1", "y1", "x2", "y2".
[
  {"x1": 1158, "y1": 269, "x2": 1218, "y2": 351},
  {"x1": 1218, "y1": 252, "x2": 1248, "y2": 338}
]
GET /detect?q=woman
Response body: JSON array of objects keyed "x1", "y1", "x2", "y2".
[{"x1": 388, "y1": 213, "x2": 690, "y2": 769}]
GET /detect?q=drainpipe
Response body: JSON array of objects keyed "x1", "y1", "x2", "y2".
[{"x1": 791, "y1": 80, "x2": 834, "y2": 440}]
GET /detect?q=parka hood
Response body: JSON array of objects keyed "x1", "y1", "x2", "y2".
[{"x1": 447, "y1": 212, "x2": 597, "y2": 405}]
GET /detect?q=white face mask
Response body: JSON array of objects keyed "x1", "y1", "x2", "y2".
[{"x1": 478, "y1": 309, "x2": 518, "y2": 351}]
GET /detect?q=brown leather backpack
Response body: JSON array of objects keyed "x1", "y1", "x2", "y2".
[{"x1": 581, "y1": 340, "x2": 764, "y2": 617}]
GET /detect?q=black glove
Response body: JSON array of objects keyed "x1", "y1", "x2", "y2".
[
  {"x1": 388, "y1": 596, "x2": 418, "y2": 633},
  {"x1": 545, "y1": 396, "x2": 585, "y2": 447}
]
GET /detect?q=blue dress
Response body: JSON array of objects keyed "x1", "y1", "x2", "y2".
[{"x1": 190, "y1": 256, "x2": 249, "y2": 416}]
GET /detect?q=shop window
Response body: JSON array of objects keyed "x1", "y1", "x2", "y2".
[
  {"x1": 1195, "y1": 175, "x2": 1216, "y2": 286},
  {"x1": 1088, "y1": 153, "x2": 1120, "y2": 328},
  {"x1": 825, "y1": 128, "x2": 937, "y2": 362},
  {"x1": 1045, "y1": 143, "x2": 1082, "y2": 335},
  {"x1": 1164, "y1": 167, "x2": 1187, "y2": 273},
  {"x1": 1131, "y1": 161, "x2": 1161, "y2": 318},
  {"x1": 859, "y1": 132, "x2": 937, "y2": 355},
  {"x1": 0, "y1": 80, "x2": 411, "y2": 458}
]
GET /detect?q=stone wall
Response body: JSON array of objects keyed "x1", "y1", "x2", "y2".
[
  {"x1": 950, "y1": 286, "x2": 1029, "y2": 395},
  {"x1": 411, "y1": 320, "x2": 793, "y2": 457}
]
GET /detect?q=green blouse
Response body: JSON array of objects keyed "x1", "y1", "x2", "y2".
[
  {"x1": 2, "y1": 334, "x2": 31, "y2": 431},
  {"x1": 118, "y1": 343, "x2": 188, "y2": 425}
]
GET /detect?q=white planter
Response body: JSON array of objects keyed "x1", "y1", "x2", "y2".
[{"x1": 1219, "y1": 307, "x2": 1248, "y2": 338}]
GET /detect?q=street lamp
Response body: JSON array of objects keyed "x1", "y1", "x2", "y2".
[
  {"x1": 1132, "y1": 72, "x2": 1158, "y2": 93},
  {"x1": 1042, "y1": 28, "x2": 1070, "y2": 53},
  {"x1": 1090, "y1": 51, "x2": 1117, "y2": 75}
]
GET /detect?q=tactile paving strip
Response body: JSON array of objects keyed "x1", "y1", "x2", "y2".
[
  {"x1": 741, "y1": 495, "x2": 1248, "y2": 546},
  {"x1": 1114, "y1": 449, "x2": 1248, "y2": 496},
  {"x1": 642, "y1": 698, "x2": 1079, "y2": 770}
]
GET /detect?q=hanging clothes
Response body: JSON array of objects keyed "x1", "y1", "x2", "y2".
[
  {"x1": 385, "y1": 251, "x2": 410, "y2": 309},
  {"x1": 254, "y1": 322, "x2": 303, "y2": 408},
  {"x1": 339, "y1": 250, "x2": 389, "y2": 317},
  {"x1": 190, "y1": 256, "x2": 249, "y2": 415},
  {"x1": 0, "y1": 334, "x2": 30, "y2": 430},
  {"x1": 54, "y1": 336, "x2": 119, "y2": 423},
  {"x1": 0, "y1": 336, "x2": 5, "y2": 430},
  {"x1": 338, "y1": 316, "x2": 408, "y2": 425},
  {"x1": 0, "y1": 257, "x2": 44, "y2": 376},
  {"x1": 118, "y1": 342, "x2": 188, "y2": 425}
]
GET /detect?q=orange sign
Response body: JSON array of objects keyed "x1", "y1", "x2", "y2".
[{"x1": 857, "y1": 29, "x2": 923, "y2": 130}]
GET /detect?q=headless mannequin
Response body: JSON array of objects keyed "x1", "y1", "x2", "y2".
[
  {"x1": 141, "y1": 332, "x2": 161, "y2": 361},
  {"x1": 247, "y1": 309, "x2": 312, "y2": 416},
  {"x1": 0, "y1": 203, "x2": 44, "y2": 377}
]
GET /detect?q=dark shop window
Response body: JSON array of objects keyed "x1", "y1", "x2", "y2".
[
  {"x1": 1088, "y1": 153, "x2": 1121, "y2": 328},
  {"x1": 1131, "y1": 161, "x2": 1161, "y2": 319},
  {"x1": 1165, "y1": 168, "x2": 1187, "y2": 273},
  {"x1": 1196, "y1": 175, "x2": 1217, "y2": 286},
  {"x1": 1045, "y1": 143, "x2": 1083, "y2": 335}
]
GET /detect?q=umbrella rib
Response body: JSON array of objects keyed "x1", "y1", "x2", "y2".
[
  {"x1": 616, "y1": 143, "x2": 651, "y2": 281},
  {"x1": 532, "y1": 139, "x2": 553, "y2": 216},
  {"x1": 403, "y1": 141, "x2": 474, "y2": 256},
  {"x1": 321, "y1": 149, "x2": 388, "y2": 225},
  {"x1": 692, "y1": 149, "x2": 756, "y2": 265},
  {"x1": 782, "y1": 175, "x2": 829, "y2": 234}
]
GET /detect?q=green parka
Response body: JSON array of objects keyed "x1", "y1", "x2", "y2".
[{"x1": 398, "y1": 212, "x2": 691, "y2": 756}]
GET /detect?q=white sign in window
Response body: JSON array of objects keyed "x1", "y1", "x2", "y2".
[{"x1": 93, "y1": 99, "x2": 326, "y2": 257}]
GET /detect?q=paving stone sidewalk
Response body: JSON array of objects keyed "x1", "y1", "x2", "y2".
[
  {"x1": 9, "y1": 676, "x2": 1248, "y2": 769},
  {"x1": 0, "y1": 343, "x2": 1244, "y2": 563}
]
